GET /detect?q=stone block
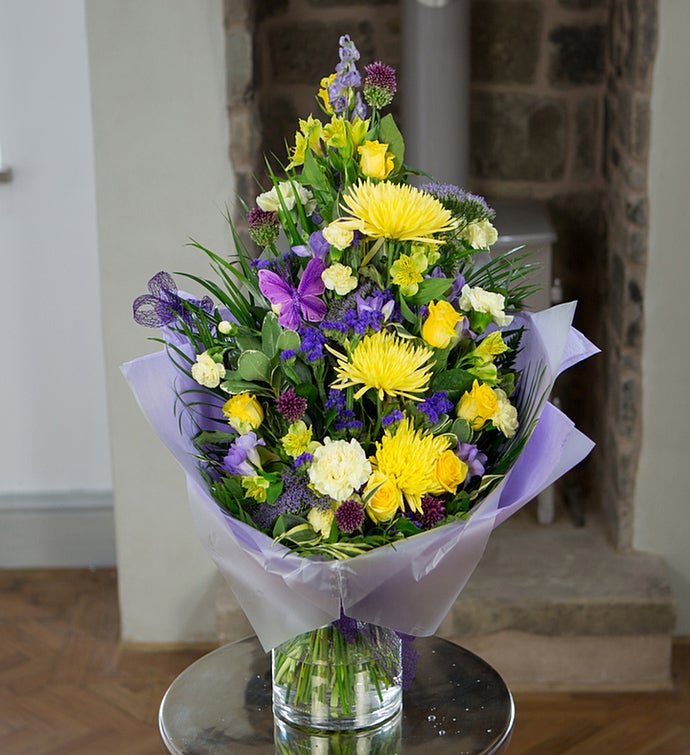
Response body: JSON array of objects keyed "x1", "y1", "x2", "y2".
[
  {"x1": 267, "y1": 20, "x2": 375, "y2": 85},
  {"x1": 226, "y1": 28, "x2": 254, "y2": 106},
  {"x1": 574, "y1": 97, "x2": 599, "y2": 180},
  {"x1": 471, "y1": 93, "x2": 566, "y2": 181},
  {"x1": 229, "y1": 106, "x2": 262, "y2": 169},
  {"x1": 559, "y1": 0, "x2": 607, "y2": 8},
  {"x1": 307, "y1": 0, "x2": 397, "y2": 4},
  {"x1": 625, "y1": 0, "x2": 658, "y2": 89},
  {"x1": 549, "y1": 24, "x2": 606, "y2": 86},
  {"x1": 259, "y1": 96, "x2": 298, "y2": 166},
  {"x1": 470, "y1": 0, "x2": 543, "y2": 84}
]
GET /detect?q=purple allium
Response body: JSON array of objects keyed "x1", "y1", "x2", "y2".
[
  {"x1": 334, "y1": 498, "x2": 365, "y2": 533},
  {"x1": 222, "y1": 432, "x2": 265, "y2": 477},
  {"x1": 247, "y1": 207, "x2": 280, "y2": 248},
  {"x1": 419, "y1": 495, "x2": 446, "y2": 529},
  {"x1": 419, "y1": 392, "x2": 454, "y2": 425},
  {"x1": 457, "y1": 442, "x2": 488, "y2": 480},
  {"x1": 133, "y1": 271, "x2": 213, "y2": 331},
  {"x1": 363, "y1": 61, "x2": 397, "y2": 109},
  {"x1": 276, "y1": 387, "x2": 308, "y2": 423},
  {"x1": 382, "y1": 409, "x2": 404, "y2": 428}
]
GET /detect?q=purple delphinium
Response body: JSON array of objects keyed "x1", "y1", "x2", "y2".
[
  {"x1": 334, "y1": 498, "x2": 365, "y2": 533},
  {"x1": 363, "y1": 61, "x2": 397, "y2": 109},
  {"x1": 247, "y1": 207, "x2": 280, "y2": 248},
  {"x1": 325, "y1": 34, "x2": 368, "y2": 121},
  {"x1": 275, "y1": 387, "x2": 308, "y2": 423},
  {"x1": 419, "y1": 495, "x2": 446, "y2": 529},
  {"x1": 133, "y1": 271, "x2": 213, "y2": 330},
  {"x1": 457, "y1": 443, "x2": 488, "y2": 480},
  {"x1": 222, "y1": 432, "x2": 265, "y2": 477},
  {"x1": 418, "y1": 392, "x2": 454, "y2": 425}
]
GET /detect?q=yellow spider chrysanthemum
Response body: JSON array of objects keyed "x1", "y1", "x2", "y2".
[
  {"x1": 329, "y1": 329, "x2": 434, "y2": 401},
  {"x1": 336, "y1": 180, "x2": 456, "y2": 244},
  {"x1": 368, "y1": 417, "x2": 452, "y2": 513}
]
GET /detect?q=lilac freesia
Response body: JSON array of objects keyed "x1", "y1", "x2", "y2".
[
  {"x1": 223, "y1": 432, "x2": 265, "y2": 477},
  {"x1": 457, "y1": 442, "x2": 488, "y2": 480},
  {"x1": 291, "y1": 230, "x2": 330, "y2": 260}
]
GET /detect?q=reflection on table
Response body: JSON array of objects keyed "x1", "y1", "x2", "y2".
[{"x1": 160, "y1": 635, "x2": 514, "y2": 754}]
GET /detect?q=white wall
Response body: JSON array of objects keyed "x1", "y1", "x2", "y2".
[
  {"x1": 0, "y1": 0, "x2": 114, "y2": 567},
  {"x1": 86, "y1": 0, "x2": 234, "y2": 642},
  {"x1": 0, "y1": 0, "x2": 111, "y2": 495},
  {"x1": 636, "y1": 0, "x2": 690, "y2": 635}
]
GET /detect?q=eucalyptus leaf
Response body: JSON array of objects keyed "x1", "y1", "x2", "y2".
[
  {"x1": 261, "y1": 312, "x2": 281, "y2": 358},
  {"x1": 276, "y1": 328, "x2": 301, "y2": 354},
  {"x1": 238, "y1": 350, "x2": 271, "y2": 382},
  {"x1": 451, "y1": 418, "x2": 472, "y2": 444},
  {"x1": 235, "y1": 335, "x2": 262, "y2": 352}
]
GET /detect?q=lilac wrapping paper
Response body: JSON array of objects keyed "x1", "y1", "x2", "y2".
[{"x1": 122, "y1": 301, "x2": 598, "y2": 651}]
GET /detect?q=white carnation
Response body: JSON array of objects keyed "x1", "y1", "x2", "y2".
[
  {"x1": 191, "y1": 351, "x2": 226, "y2": 388},
  {"x1": 459, "y1": 284, "x2": 513, "y2": 327},
  {"x1": 492, "y1": 388, "x2": 519, "y2": 438},
  {"x1": 308, "y1": 438, "x2": 372, "y2": 502},
  {"x1": 256, "y1": 181, "x2": 315, "y2": 215},
  {"x1": 321, "y1": 263, "x2": 358, "y2": 295},
  {"x1": 461, "y1": 218, "x2": 498, "y2": 249}
]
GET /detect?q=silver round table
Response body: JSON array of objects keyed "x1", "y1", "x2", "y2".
[{"x1": 159, "y1": 635, "x2": 514, "y2": 754}]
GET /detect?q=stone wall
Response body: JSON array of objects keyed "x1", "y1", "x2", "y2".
[
  {"x1": 222, "y1": 0, "x2": 657, "y2": 545},
  {"x1": 601, "y1": 0, "x2": 657, "y2": 548}
]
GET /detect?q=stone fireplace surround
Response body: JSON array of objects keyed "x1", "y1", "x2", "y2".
[{"x1": 217, "y1": 0, "x2": 675, "y2": 688}]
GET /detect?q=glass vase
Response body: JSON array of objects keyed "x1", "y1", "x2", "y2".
[{"x1": 271, "y1": 620, "x2": 403, "y2": 731}]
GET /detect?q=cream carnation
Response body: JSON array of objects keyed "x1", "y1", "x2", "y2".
[
  {"x1": 256, "y1": 181, "x2": 316, "y2": 215},
  {"x1": 322, "y1": 222, "x2": 355, "y2": 250},
  {"x1": 308, "y1": 438, "x2": 372, "y2": 501},
  {"x1": 191, "y1": 351, "x2": 226, "y2": 388},
  {"x1": 491, "y1": 388, "x2": 519, "y2": 438},
  {"x1": 459, "y1": 284, "x2": 513, "y2": 327},
  {"x1": 461, "y1": 218, "x2": 498, "y2": 249},
  {"x1": 308, "y1": 506, "x2": 335, "y2": 538},
  {"x1": 322, "y1": 263, "x2": 358, "y2": 295}
]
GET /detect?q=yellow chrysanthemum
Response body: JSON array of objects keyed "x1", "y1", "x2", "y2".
[
  {"x1": 329, "y1": 330, "x2": 434, "y2": 401},
  {"x1": 368, "y1": 417, "x2": 452, "y2": 513},
  {"x1": 336, "y1": 180, "x2": 456, "y2": 244}
]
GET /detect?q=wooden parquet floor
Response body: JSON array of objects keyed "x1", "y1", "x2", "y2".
[{"x1": 0, "y1": 569, "x2": 688, "y2": 755}]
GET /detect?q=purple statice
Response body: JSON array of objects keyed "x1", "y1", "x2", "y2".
[
  {"x1": 275, "y1": 387, "x2": 307, "y2": 423},
  {"x1": 382, "y1": 409, "x2": 404, "y2": 428},
  {"x1": 334, "y1": 498, "x2": 365, "y2": 533},
  {"x1": 291, "y1": 230, "x2": 330, "y2": 260},
  {"x1": 421, "y1": 182, "x2": 495, "y2": 223},
  {"x1": 457, "y1": 442, "x2": 488, "y2": 480},
  {"x1": 253, "y1": 470, "x2": 328, "y2": 529},
  {"x1": 247, "y1": 207, "x2": 280, "y2": 248},
  {"x1": 419, "y1": 495, "x2": 446, "y2": 529},
  {"x1": 291, "y1": 452, "x2": 313, "y2": 470},
  {"x1": 222, "y1": 432, "x2": 265, "y2": 477},
  {"x1": 336, "y1": 411, "x2": 362, "y2": 433},
  {"x1": 133, "y1": 271, "x2": 213, "y2": 330},
  {"x1": 299, "y1": 325, "x2": 327, "y2": 362},
  {"x1": 279, "y1": 349, "x2": 297, "y2": 360},
  {"x1": 419, "y1": 392, "x2": 454, "y2": 425},
  {"x1": 325, "y1": 388, "x2": 361, "y2": 432},
  {"x1": 251, "y1": 258, "x2": 272, "y2": 270},
  {"x1": 363, "y1": 61, "x2": 397, "y2": 109},
  {"x1": 326, "y1": 388, "x2": 346, "y2": 413}
]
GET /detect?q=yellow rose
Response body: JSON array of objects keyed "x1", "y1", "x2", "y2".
[
  {"x1": 358, "y1": 140, "x2": 395, "y2": 179},
  {"x1": 422, "y1": 300, "x2": 463, "y2": 349},
  {"x1": 434, "y1": 450, "x2": 468, "y2": 494},
  {"x1": 222, "y1": 393, "x2": 264, "y2": 434},
  {"x1": 457, "y1": 380, "x2": 498, "y2": 431},
  {"x1": 364, "y1": 471, "x2": 402, "y2": 523}
]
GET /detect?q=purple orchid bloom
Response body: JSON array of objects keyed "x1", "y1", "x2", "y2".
[
  {"x1": 223, "y1": 432, "x2": 265, "y2": 477},
  {"x1": 258, "y1": 257, "x2": 327, "y2": 330},
  {"x1": 291, "y1": 230, "x2": 330, "y2": 260}
]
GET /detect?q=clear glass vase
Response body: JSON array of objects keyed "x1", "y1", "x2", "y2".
[{"x1": 271, "y1": 620, "x2": 403, "y2": 731}]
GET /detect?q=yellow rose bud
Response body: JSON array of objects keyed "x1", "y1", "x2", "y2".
[
  {"x1": 222, "y1": 393, "x2": 264, "y2": 434},
  {"x1": 358, "y1": 140, "x2": 395, "y2": 180},
  {"x1": 434, "y1": 450, "x2": 468, "y2": 494},
  {"x1": 422, "y1": 300, "x2": 463, "y2": 349},
  {"x1": 457, "y1": 380, "x2": 498, "y2": 431},
  {"x1": 364, "y1": 471, "x2": 402, "y2": 523}
]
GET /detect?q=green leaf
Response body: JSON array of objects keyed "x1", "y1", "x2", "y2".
[
  {"x1": 432, "y1": 369, "x2": 475, "y2": 396},
  {"x1": 237, "y1": 350, "x2": 271, "y2": 382},
  {"x1": 235, "y1": 335, "x2": 262, "y2": 352},
  {"x1": 295, "y1": 382, "x2": 319, "y2": 407},
  {"x1": 266, "y1": 480, "x2": 283, "y2": 505},
  {"x1": 261, "y1": 312, "x2": 282, "y2": 358},
  {"x1": 406, "y1": 277, "x2": 452, "y2": 306},
  {"x1": 276, "y1": 329, "x2": 301, "y2": 354},
  {"x1": 378, "y1": 113, "x2": 405, "y2": 173},
  {"x1": 451, "y1": 418, "x2": 472, "y2": 444},
  {"x1": 220, "y1": 377, "x2": 266, "y2": 395}
]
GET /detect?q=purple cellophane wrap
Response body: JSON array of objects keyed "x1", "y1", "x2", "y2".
[{"x1": 121, "y1": 301, "x2": 598, "y2": 650}]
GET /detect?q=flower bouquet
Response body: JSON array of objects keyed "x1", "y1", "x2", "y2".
[{"x1": 124, "y1": 35, "x2": 597, "y2": 732}]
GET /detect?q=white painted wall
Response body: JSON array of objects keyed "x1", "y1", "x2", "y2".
[
  {"x1": 0, "y1": 0, "x2": 111, "y2": 495},
  {"x1": 86, "y1": 0, "x2": 234, "y2": 642},
  {"x1": 636, "y1": 0, "x2": 690, "y2": 635}
]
